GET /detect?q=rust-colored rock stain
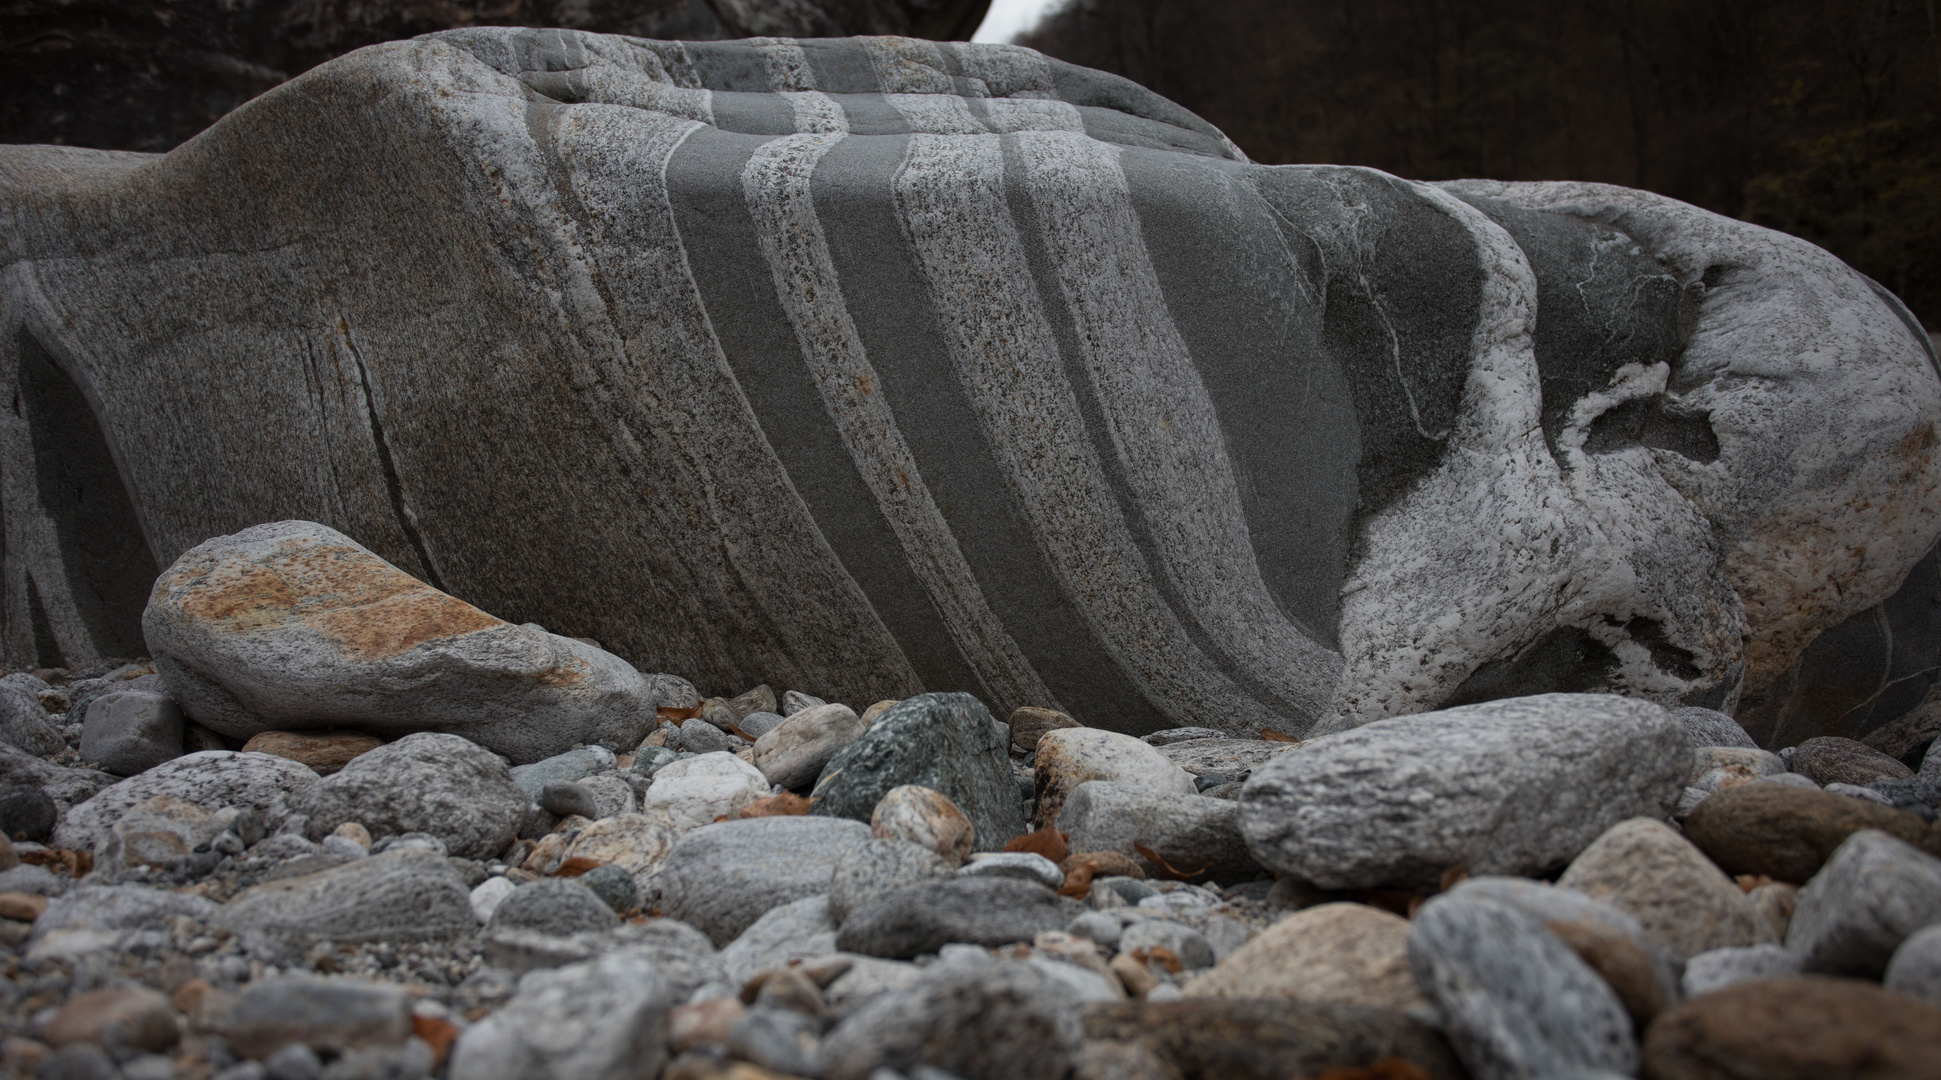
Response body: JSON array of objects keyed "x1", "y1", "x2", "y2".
[{"x1": 169, "y1": 538, "x2": 504, "y2": 659}]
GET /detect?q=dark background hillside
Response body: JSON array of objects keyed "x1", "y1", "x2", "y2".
[{"x1": 1022, "y1": 0, "x2": 1941, "y2": 329}]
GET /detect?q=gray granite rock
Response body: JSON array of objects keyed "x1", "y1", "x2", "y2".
[
  {"x1": 487, "y1": 878, "x2": 621, "y2": 936},
  {"x1": 1407, "y1": 894, "x2": 1637, "y2": 1080},
  {"x1": 211, "y1": 977, "x2": 412, "y2": 1059},
  {"x1": 1672, "y1": 707, "x2": 1759, "y2": 749},
  {"x1": 52, "y1": 750, "x2": 317, "y2": 852},
  {"x1": 629, "y1": 746, "x2": 678, "y2": 783},
  {"x1": 611, "y1": 919, "x2": 726, "y2": 1002},
  {"x1": 26, "y1": 884, "x2": 219, "y2": 962},
  {"x1": 0, "y1": 676, "x2": 63, "y2": 756},
  {"x1": 579, "y1": 864, "x2": 638, "y2": 913},
  {"x1": 1450, "y1": 875, "x2": 1679, "y2": 1016},
  {"x1": 811, "y1": 693, "x2": 1024, "y2": 850},
  {"x1": 656, "y1": 816, "x2": 873, "y2": 946},
  {"x1": 448, "y1": 950, "x2": 669, "y2": 1080},
  {"x1": 835, "y1": 878, "x2": 1080, "y2": 959},
  {"x1": 79, "y1": 691, "x2": 186, "y2": 776},
  {"x1": 1555, "y1": 818, "x2": 1775, "y2": 962},
  {"x1": 1141, "y1": 727, "x2": 1229, "y2": 747},
  {"x1": 216, "y1": 850, "x2": 475, "y2": 954},
  {"x1": 144, "y1": 521, "x2": 662, "y2": 765},
  {"x1": 736, "y1": 711, "x2": 788, "y2": 740},
  {"x1": 719, "y1": 894, "x2": 839, "y2": 986},
  {"x1": 782, "y1": 691, "x2": 826, "y2": 717},
  {"x1": 676, "y1": 718, "x2": 736, "y2": 755},
  {"x1": 1119, "y1": 919, "x2": 1214, "y2": 970},
  {"x1": 1786, "y1": 827, "x2": 1941, "y2": 977},
  {"x1": 1056, "y1": 780, "x2": 1260, "y2": 884},
  {"x1": 1884, "y1": 923, "x2": 1941, "y2": 1004},
  {"x1": 537, "y1": 781, "x2": 600, "y2": 821},
  {"x1": 0, "y1": 782, "x2": 57, "y2": 842},
  {"x1": 509, "y1": 746, "x2": 616, "y2": 798},
  {"x1": 818, "y1": 954, "x2": 1083, "y2": 1080},
  {"x1": 823, "y1": 956, "x2": 926, "y2": 1019},
  {"x1": 0, "y1": 743, "x2": 113, "y2": 812},
  {"x1": 957, "y1": 852, "x2": 1063, "y2": 890},
  {"x1": 1242, "y1": 694, "x2": 1687, "y2": 891},
  {"x1": 1680, "y1": 943, "x2": 1802, "y2": 998},
  {"x1": 755, "y1": 703, "x2": 867, "y2": 790},
  {"x1": 1033, "y1": 727, "x2": 1197, "y2": 829},
  {"x1": 287, "y1": 732, "x2": 526, "y2": 860},
  {"x1": 828, "y1": 838, "x2": 954, "y2": 923},
  {"x1": 1153, "y1": 738, "x2": 1300, "y2": 779},
  {"x1": 726, "y1": 1005, "x2": 821, "y2": 1076}
]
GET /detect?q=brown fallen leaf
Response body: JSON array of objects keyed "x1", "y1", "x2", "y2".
[
  {"x1": 1061, "y1": 850, "x2": 1146, "y2": 880},
  {"x1": 1058, "y1": 865, "x2": 1095, "y2": 899},
  {"x1": 658, "y1": 705, "x2": 703, "y2": 722},
  {"x1": 551, "y1": 857, "x2": 604, "y2": 877},
  {"x1": 1133, "y1": 841, "x2": 1214, "y2": 882},
  {"x1": 1129, "y1": 946, "x2": 1182, "y2": 974},
  {"x1": 1260, "y1": 728, "x2": 1301, "y2": 743},
  {"x1": 1439, "y1": 864, "x2": 1470, "y2": 892},
  {"x1": 1006, "y1": 824, "x2": 1070, "y2": 864},
  {"x1": 411, "y1": 1015, "x2": 460, "y2": 1070},
  {"x1": 20, "y1": 849, "x2": 91, "y2": 878},
  {"x1": 1299, "y1": 1059, "x2": 1433, "y2": 1080},
  {"x1": 737, "y1": 792, "x2": 813, "y2": 818}
]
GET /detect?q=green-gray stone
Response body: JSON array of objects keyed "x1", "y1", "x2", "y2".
[{"x1": 809, "y1": 692, "x2": 1024, "y2": 850}]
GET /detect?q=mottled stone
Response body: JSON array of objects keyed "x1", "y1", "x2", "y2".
[
  {"x1": 1154, "y1": 739, "x2": 1300, "y2": 778},
  {"x1": 1556, "y1": 818, "x2": 1774, "y2": 962},
  {"x1": 27, "y1": 884, "x2": 219, "y2": 961},
  {"x1": 1243, "y1": 694, "x2": 1688, "y2": 891},
  {"x1": 1673, "y1": 706, "x2": 1759, "y2": 749},
  {"x1": 487, "y1": 878, "x2": 621, "y2": 936},
  {"x1": 448, "y1": 951, "x2": 669, "y2": 1080},
  {"x1": 869, "y1": 785, "x2": 975, "y2": 867},
  {"x1": 239, "y1": 731, "x2": 385, "y2": 776},
  {"x1": 781, "y1": 691, "x2": 825, "y2": 717},
  {"x1": 216, "y1": 850, "x2": 475, "y2": 954},
  {"x1": 508, "y1": 746, "x2": 616, "y2": 799},
  {"x1": 1119, "y1": 919, "x2": 1214, "y2": 971},
  {"x1": 145, "y1": 522, "x2": 662, "y2": 765},
  {"x1": 717, "y1": 894, "x2": 838, "y2": 986},
  {"x1": 828, "y1": 839, "x2": 953, "y2": 923},
  {"x1": 211, "y1": 978, "x2": 411, "y2": 1060},
  {"x1": 0, "y1": 676, "x2": 62, "y2": 756},
  {"x1": 1407, "y1": 894, "x2": 1637, "y2": 1080},
  {"x1": 95, "y1": 795, "x2": 221, "y2": 873},
  {"x1": 643, "y1": 752, "x2": 769, "y2": 833},
  {"x1": 285, "y1": 732, "x2": 526, "y2": 859},
  {"x1": 1642, "y1": 976, "x2": 1941, "y2": 1080},
  {"x1": 562, "y1": 813, "x2": 678, "y2": 898},
  {"x1": 1008, "y1": 707, "x2": 1082, "y2": 752},
  {"x1": 1056, "y1": 781, "x2": 1260, "y2": 884},
  {"x1": 51, "y1": 751, "x2": 317, "y2": 852},
  {"x1": 753, "y1": 703, "x2": 865, "y2": 790},
  {"x1": 1033, "y1": 728, "x2": 1196, "y2": 830},
  {"x1": 46, "y1": 987, "x2": 179, "y2": 1053},
  {"x1": 818, "y1": 954, "x2": 1083, "y2": 1080},
  {"x1": 1681, "y1": 943, "x2": 1802, "y2": 997},
  {"x1": 1079, "y1": 998, "x2": 1467, "y2": 1080},
  {"x1": 79, "y1": 692, "x2": 184, "y2": 776},
  {"x1": 0, "y1": 743, "x2": 113, "y2": 813},
  {"x1": 1786, "y1": 828, "x2": 1941, "y2": 977},
  {"x1": 811, "y1": 693, "x2": 1024, "y2": 851},
  {"x1": 1183, "y1": 902, "x2": 1424, "y2": 1010},
  {"x1": 835, "y1": 878, "x2": 1080, "y2": 959},
  {"x1": 958, "y1": 852, "x2": 1064, "y2": 890},
  {"x1": 1683, "y1": 782, "x2": 1941, "y2": 882},
  {"x1": 656, "y1": 816, "x2": 871, "y2": 946},
  {"x1": 1885, "y1": 923, "x2": 1941, "y2": 1004},
  {"x1": 1791, "y1": 736, "x2": 1917, "y2": 787},
  {"x1": 582, "y1": 865, "x2": 641, "y2": 912}
]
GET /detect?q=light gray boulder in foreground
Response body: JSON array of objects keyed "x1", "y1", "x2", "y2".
[
  {"x1": 1408, "y1": 894, "x2": 1637, "y2": 1080},
  {"x1": 1240, "y1": 693, "x2": 1688, "y2": 890},
  {"x1": 51, "y1": 750, "x2": 317, "y2": 852},
  {"x1": 288, "y1": 731, "x2": 527, "y2": 860},
  {"x1": 139, "y1": 521, "x2": 669, "y2": 764},
  {"x1": 2, "y1": 31, "x2": 1935, "y2": 743}
]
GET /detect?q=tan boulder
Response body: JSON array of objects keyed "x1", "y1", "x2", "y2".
[
  {"x1": 1182, "y1": 902, "x2": 1425, "y2": 1011},
  {"x1": 241, "y1": 730, "x2": 384, "y2": 775}
]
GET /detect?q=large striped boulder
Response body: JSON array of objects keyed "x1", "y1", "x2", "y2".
[{"x1": 2, "y1": 30, "x2": 1937, "y2": 743}]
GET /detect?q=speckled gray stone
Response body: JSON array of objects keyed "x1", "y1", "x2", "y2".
[
  {"x1": 510, "y1": 747, "x2": 616, "y2": 798},
  {"x1": 448, "y1": 950, "x2": 669, "y2": 1080},
  {"x1": 0, "y1": 676, "x2": 62, "y2": 756},
  {"x1": 1056, "y1": 781, "x2": 1260, "y2": 884},
  {"x1": 818, "y1": 954, "x2": 1082, "y2": 1080},
  {"x1": 719, "y1": 894, "x2": 839, "y2": 986},
  {"x1": 656, "y1": 816, "x2": 872, "y2": 946},
  {"x1": 1407, "y1": 894, "x2": 1637, "y2": 1080},
  {"x1": 52, "y1": 750, "x2": 317, "y2": 852},
  {"x1": 811, "y1": 693, "x2": 1024, "y2": 851},
  {"x1": 1119, "y1": 919, "x2": 1214, "y2": 970},
  {"x1": 79, "y1": 691, "x2": 184, "y2": 776},
  {"x1": 288, "y1": 732, "x2": 527, "y2": 859},
  {"x1": 1786, "y1": 828, "x2": 1941, "y2": 977},
  {"x1": 216, "y1": 850, "x2": 476, "y2": 955},
  {"x1": 834, "y1": 878, "x2": 1080, "y2": 959},
  {"x1": 1680, "y1": 944, "x2": 1802, "y2": 998},
  {"x1": 1884, "y1": 923, "x2": 1941, "y2": 1004},
  {"x1": 1449, "y1": 875, "x2": 1678, "y2": 1012},
  {"x1": 1673, "y1": 707, "x2": 1759, "y2": 749},
  {"x1": 487, "y1": 878, "x2": 621, "y2": 936},
  {"x1": 755, "y1": 703, "x2": 867, "y2": 790},
  {"x1": 1241, "y1": 694, "x2": 1688, "y2": 891},
  {"x1": 828, "y1": 838, "x2": 954, "y2": 923}
]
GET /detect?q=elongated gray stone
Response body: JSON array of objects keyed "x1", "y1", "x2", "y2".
[
  {"x1": 79, "y1": 691, "x2": 185, "y2": 776},
  {"x1": 216, "y1": 850, "x2": 476, "y2": 955},
  {"x1": 3, "y1": 31, "x2": 1936, "y2": 749},
  {"x1": 834, "y1": 877, "x2": 1079, "y2": 959},
  {"x1": 828, "y1": 838, "x2": 954, "y2": 923},
  {"x1": 1055, "y1": 780, "x2": 1260, "y2": 883},
  {"x1": 1408, "y1": 895, "x2": 1637, "y2": 1080},
  {"x1": 287, "y1": 731, "x2": 527, "y2": 859},
  {"x1": 811, "y1": 693, "x2": 1024, "y2": 850},
  {"x1": 1241, "y1": 694, "x2": 1688, "y2": 891},
  {"x1": 655, "y1": 816, "x2": 872, "y2": 946}
]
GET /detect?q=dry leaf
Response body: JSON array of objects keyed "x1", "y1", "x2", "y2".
[
  {"x1": 1133, "y1": 841, "x2": 1213, "y2": 882},
  {"x1": 1005, "y1": 825, "x2": 1070, "y2": 864},
  {"x1": 1299, "y1": 1059, "x2": 1434, "y2": 1080},
  {"x1": 658, "y1": 706, "x2": 703, "y2": 722},
  {"x1": 411, "y1": 1015, "x2": 460, "y2": 1070},
  {"x1": 1438, "y1": 864, "x2": 1470, "y2": 892},
  {"x1": 1260, "y1": 729, "x2": 1300, "y2": 743},
  {"x1": 1130, "y1": 946, "x2": 1182, "y2": 974},
  {"x1": 737, "y1": 792, "x2": 813, "y2": 818},
  {"x1": 1058, "y1": 865, "x2": 1095, "y2": 899},
  {"x1": 551, "y1": 856, "x2": 604, "y2": 877}
]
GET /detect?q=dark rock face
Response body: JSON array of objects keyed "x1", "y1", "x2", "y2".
[
  {"x1": 811, "y1": 692, "x2": 1023, "y2": 849},
  {"x1": 1, "y1": 30, "x2": 1935, "y2": 744},
  {"x1": 0, "y1": 0, "x2": 994, "y2": 152}
]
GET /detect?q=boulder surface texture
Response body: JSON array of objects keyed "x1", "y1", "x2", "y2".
[{"x1": 2, "y1": 30, "x2": 1936, "y2": 742}]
